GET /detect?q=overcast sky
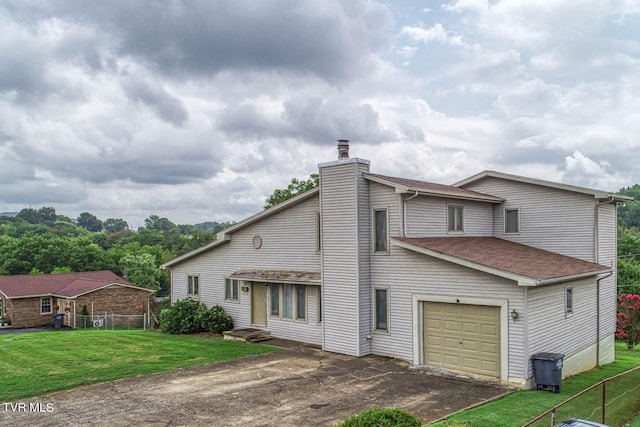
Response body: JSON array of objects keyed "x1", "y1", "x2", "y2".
[{"x1": 1, "y1": 1, "x2": 639, "y2": 228}]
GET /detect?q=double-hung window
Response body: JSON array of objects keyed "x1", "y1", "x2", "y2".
[
  {"x1": 505, "y1": 208, "x2": 520, "y2": 234},
  {"x1": 565, "y1": 287, "x2": 573, "y2": 317},
  {"x1": 373, "y1": 208, "x2": 389, "y2": 253},
  {"x1": 447, "y1": 205, "x2": 464, "y2": 233},
  {"x1": 187, "y1": 275, "x2": 199, "y2": 296},
  {"x1": 270, "y1": 283, "x2": 306, "y2": 321},
  {"x1": 41, "y1": 296, "x2": 52, "y2": 314},
  {"x1": 225, "y1": 278, "x2": 239, "y2": 301},
  {"x1": 374, "y1": 288, "x2": 389, "y2": 332}
]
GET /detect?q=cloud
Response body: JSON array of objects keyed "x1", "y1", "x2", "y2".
[
  {"x1": 121, "y1": 77, "x2": 189, "y2": 127},
  {"x1": 401, "y1": 24, "x2": 464, "y2": 46}
]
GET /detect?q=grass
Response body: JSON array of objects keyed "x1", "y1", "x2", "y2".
[
  {"x1": 429, "y1": 342, "x2": 640, "y2": 427},
  {"x1": 0, "y1": 330, "x2": 279, "y2": 402}
]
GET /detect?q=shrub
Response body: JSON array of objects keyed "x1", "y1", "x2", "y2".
[
  {"x1": 337, "y1": 408, "x2": 422, "y2": 427},
  {"x1": 160, "y1": 299, "x2": 206, "y2": 334},
  {"x1": 160, "y1": 299, "x2": 233, "y2": 334},
  {"x1": 198, "y1": 305, "x2": 233, "y2": 334},
  {"x1": 616, "y1": 293, "x2": 640, "y2": 349}
]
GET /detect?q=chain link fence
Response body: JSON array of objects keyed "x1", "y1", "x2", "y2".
[
  {"x1": 523, "y1": 366, "x2": 640, "y2": 427},
  {"x1": 76, "y1": 313, "x2": 147, "y2": 330}
]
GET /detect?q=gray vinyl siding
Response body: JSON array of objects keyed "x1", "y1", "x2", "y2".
[
  {"x1": 527, "y1": 277, "x2": 598, "y2": 377},
  {"x1": 597, "y1": 203, "x2": 617, "y2": 338},
  {"x1": 370, "y1": 246, "x2": 527, "y2": 379},
  {"x1": 462, "y1": 178, "x2": 596, "y2": 261},
  {"x1": 320, "y1": 159, "x2": 370, "y2": 356},
  {"x1": 169, "y1": 194, "x2": 322, "y2": 344},
  {"x1": 404, "y1": 196, "x2": 493, "y2": 237}
]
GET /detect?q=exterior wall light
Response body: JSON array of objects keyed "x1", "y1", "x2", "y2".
[{"x1": 511, "y1": 309, "x2": 519, "y2": 322}]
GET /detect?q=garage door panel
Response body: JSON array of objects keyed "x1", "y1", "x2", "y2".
[{"x1": 423, "y1": 302, "x2": 500, "y2": 377}]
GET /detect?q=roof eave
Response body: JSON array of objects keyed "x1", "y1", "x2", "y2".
[
  {"x1": 456, "y1": 170, "x2": 631, "y2": 201},
  {"x1": 391, "y1": 238, "x2": 609, "y2": 287},
  {"x1": 391, "y1": 238, "x2": 526, "y2": 284},
  {"x1": 364, "y1": 173, "x2": 504, "y2": 203}
]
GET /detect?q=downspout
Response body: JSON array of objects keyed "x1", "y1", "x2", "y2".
[
  {"x1": 403, "y1": 191, "x2": 420, "y2": 237},
  {"x1": 596, "y1": 271, "x2": 613, "y2": 366}
]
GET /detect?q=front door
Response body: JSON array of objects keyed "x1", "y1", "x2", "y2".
[{"x1": 251, "y1": 283, "x2": 267, "y2": 326}]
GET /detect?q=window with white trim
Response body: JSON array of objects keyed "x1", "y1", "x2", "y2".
[
  {"x1": 187, "y1": 275, "x2": 199, "y2": 295},
  {"x1": 41, "y1": 296, "x2": 52, "y2": 314},
  {"x1": 225, "y1": 278, "x2": 239, "y2": 301},
  {"x1": 565, "y1": 287, "x2": 573, "y2": 317},
  {"x1": 270, "y1": 283, "x2": 306, "y2": 321},
  {"x1": 374, "y1": 287, "x2": 389, "y2": 332},
  {"x1": 447, "y1": 205, "x2": 464, "y2": 233},
  {"x1": 373, "y1": 208, "x2": 389, "y2": 253},
  {"x1": 505, "y1": 208, "x2": 520, "y2": 234}
]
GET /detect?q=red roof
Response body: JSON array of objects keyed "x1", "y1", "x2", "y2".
[
  {"x1": 0, "y1": 271, "x2": 135, "y2": 298},
  {"x1": 393, "y1": 237, "x2": 610, "y2": 283}
]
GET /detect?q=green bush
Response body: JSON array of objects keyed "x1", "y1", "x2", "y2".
[
  {"x1": 337, "y1": 408, "x2": 422, "y2": 427},
  {"x1": 198, "y1": 304, "x2": 233, "y2": 334},
  {"x1": 160, "y1": 299, "x2": 233, "y2": 334}
]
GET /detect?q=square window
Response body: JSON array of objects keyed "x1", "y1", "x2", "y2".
[
  {"x1": 373, "y1": 209, "x2": 388, "y2": 253},
  {"x1": 505, "y1": 208, "x2": 520, "y2": 234},
  {"x1": 269, "y1": 284, "x2": 307, "y2": 321},
  {"x1": 188, "y1": 275, "x2": 199, "y2": 295},
  {"x1": 41, "y1": 296, "x2": 52, "y2": 314},
  {"x1": 447, "y1": 206, "x2": 464, "y2": 232}
]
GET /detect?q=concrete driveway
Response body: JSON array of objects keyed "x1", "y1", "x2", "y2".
[{"x1": 1, "y1": 342, "x2": 510, "y2": 427}]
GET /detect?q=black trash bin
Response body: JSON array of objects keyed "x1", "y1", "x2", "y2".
[
  {"x1": 532, "y1": 352, "x2": 564, "y2": 393},
  {"x1": 53, "y1": 314, "x2": 65, "y2": 329}
]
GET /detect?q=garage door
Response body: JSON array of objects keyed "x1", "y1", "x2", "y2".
[{"x1": 423, "y1": 302, "x2": 500, "y2": 377}]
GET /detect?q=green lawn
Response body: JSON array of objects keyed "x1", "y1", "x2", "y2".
[
  {"x1": 429, "y1": 342, "x2": 640, "y2": 427},
  {"x1": 0, "y1": 330, "x2": 279, "y2": 402}
]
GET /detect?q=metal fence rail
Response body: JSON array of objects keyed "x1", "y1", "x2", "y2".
[
  {"x1": 77, "y1": 313, "x2": 147, "y2": 331},
  {"x1": 523, "y1": 365, "x2": 640, "y2": 427}
]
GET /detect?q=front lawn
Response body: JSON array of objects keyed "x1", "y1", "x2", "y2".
[
  {"x1": 429, "y1": 342, "x2": 640, "y2": 427},
  {"x1": 0, "y1": 330, "x2": 279, "y2": 402}
]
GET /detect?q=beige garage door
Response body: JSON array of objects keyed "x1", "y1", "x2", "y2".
[{"x1": 423, "y1": 302, "x2": 500, "y2": 377}]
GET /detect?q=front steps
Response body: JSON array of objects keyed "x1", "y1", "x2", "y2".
[{"x1": 223, "y1": 328, "x2": 271, "y2": 343}]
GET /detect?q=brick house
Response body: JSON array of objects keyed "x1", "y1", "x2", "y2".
[{"x1": 0, "y1": 271, "x2": 154, "y2": 328}]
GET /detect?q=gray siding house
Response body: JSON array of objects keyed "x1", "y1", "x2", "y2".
[{"x1": 161, "y1": 141, "x2": 629, "y2": 388}]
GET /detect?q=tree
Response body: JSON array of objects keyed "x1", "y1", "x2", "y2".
[
  {"x1": 120, "y1": 253, "x2": 161, "y2": 291},
  {"x1": 618, "y1": 258, "x2": 640, "y2": 295},
  {"x1": 616, "y1": 293, "x2": 640, "y2": 349},
  {"x1": 77, "y1": 212, "x2": 103, "y2": 232},
  {"x1": 103, "y1": 218, "x2": 129, "y2": 234},
  {"x1": 143, "y1": 215, "x2": 176, "y2": 232},
  {"x1": 264, "y1": 173, "x2": 319, "y2": 209}
]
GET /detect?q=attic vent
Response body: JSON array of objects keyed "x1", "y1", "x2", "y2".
[{"x1": 337, "y1": 139, "x2": 349, "y2": 159}]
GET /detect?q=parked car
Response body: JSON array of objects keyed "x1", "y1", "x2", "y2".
[{"x1": 554, "y1": 418, "x2": 611, "y2": 427}]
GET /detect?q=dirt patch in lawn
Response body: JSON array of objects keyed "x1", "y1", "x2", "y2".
[{"x1": 1, "y1": 344, "x2": 510, "y2": 426}]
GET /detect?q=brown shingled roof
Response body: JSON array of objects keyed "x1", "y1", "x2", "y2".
[
  {"x1": 365, "y1": 173, "x2": 503, "y2": 202},
  {"x1": 230, "y1": 269, "x2": 321, "y2": 284},
  {"x1": 0, "y1": 271, "x2": 136, "y2": 298},
  {"x1": 393, "y1": 237, "x2": 610, "y2": 284}
]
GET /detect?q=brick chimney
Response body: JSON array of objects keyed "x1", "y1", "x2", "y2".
[{"x1": 337, "y1": 139, "x2": 349, "y2": 159}]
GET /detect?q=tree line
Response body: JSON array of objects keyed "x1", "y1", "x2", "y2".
[{"x1": 0, "y1": 207, "x2": 234, "y2": 295}]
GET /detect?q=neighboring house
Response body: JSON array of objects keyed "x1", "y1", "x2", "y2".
[
  {"x1": 0, "y1": 271, "x2": 154, "y2": 328},
  {"x1": 161, "y1": 141, "x2": 630, "y2": 388}
]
